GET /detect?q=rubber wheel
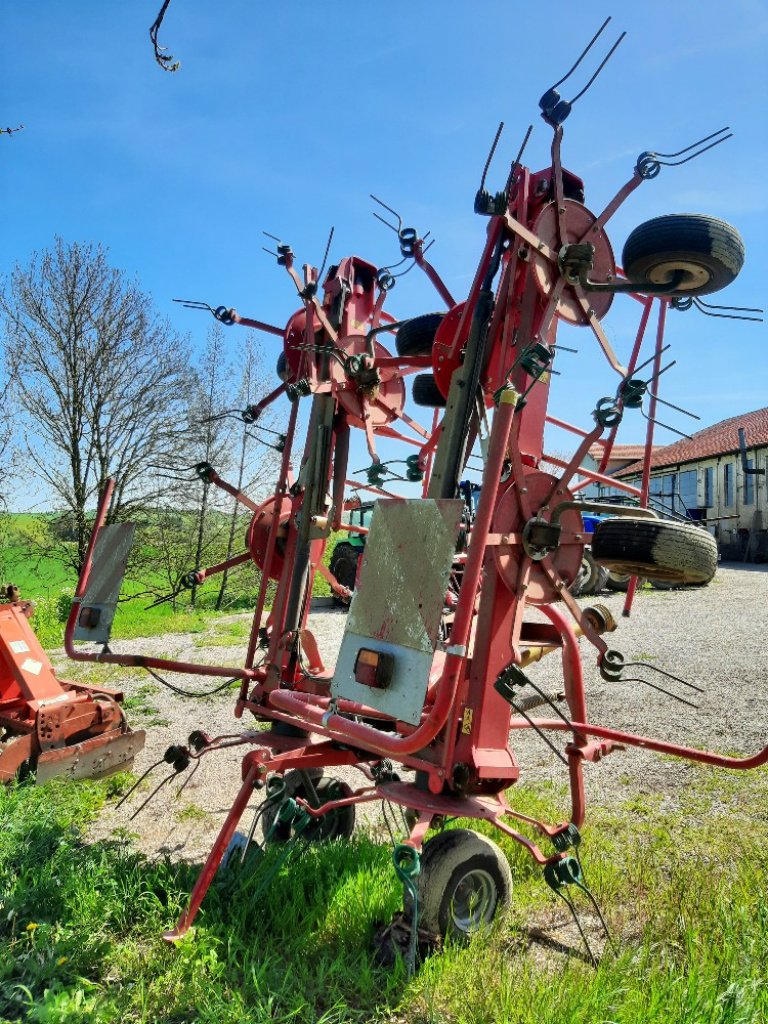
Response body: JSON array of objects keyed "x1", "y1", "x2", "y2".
[
  {"x1": 621, "y1": 214, "x2": 744, "y2": 297},
  {"x1": 569, "y1": 548, "x2": 609, "y2": 597},
  {"x1": 276, "y1": 351, "x2": 289, "y2": 382},
  {"x1": 412, "y1": 373, "x2": 447, "y2": 408},
  {"x1": 261, "y1": 772, "x2": 355, "y2": 843},
  {"x1": 592, "y1": 519, "x2": 717, "y2": 585},
  {"x1": 328, "y1": 542, "x2": 361, "y2": 606},
  {"x1": 395, "y1": 312, "x2": 445, "y2": 357},
  {"x1": 605, "y1": 570, "x2": 637, "y2": 592},
  {"x1": 408, "y1": 828, "x2": 512, "y2": 940}
]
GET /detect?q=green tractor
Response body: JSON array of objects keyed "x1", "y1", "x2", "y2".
[{"x1": 328, "y1": 501, "x2": 375, "y2": 605}]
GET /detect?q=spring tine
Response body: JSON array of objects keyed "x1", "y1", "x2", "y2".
[
  {"x1": 518, "y1": 675, "x2": 574, "y2": 728},
  {"x1": 693, "y1": 298, "x2": 764, "y2": 323},
  {"x1": 173, "y1": 298, "x2": 213, "y2": 312},
  {"x1": 262, "y1": 230, "x2": 282, "y2": 243},
  {"x1": 479, "y1": 121, "x2": 505, "y2": 192},
  {"x1": 115, "y1": 757, "x2": 166, "y2": 809},
  {"x1": 639, "y1": 408, "x2": 693, "y2": 440},
  {"x1": 570, "y1": 31, "x2": 627, "y2": 105},
  {"x1": 550, "y1": 17, "x2": 612, "y2": 91},
  {"x1": 573, "y1": 879, "x2": 613, "y2": 947},
  {"x1": 652, "y1": 126, "x2": 731, "y2": 160},
  {"x1": 631, "y1": 343, "x2": 671, "y2": 378},
  {"x1": 240, "y1": 805, "x2": 266, "y2": 863},
  {"x1": 175, "y1": 758, "x2": 201, "y2": 798},
  {"x1": 627, "y1": 661, "x2": 705, "y2": 693},
  {"x1": 644, "y1": 358, "x2": 676, "y2": 386},
  {"x1": 620, "y1": 675, "x2": 699, "y2": 709},
  {"x1": 695, "y1": 297, "x2": 763, "y2": 314},
  {"x1": 317, "y1": 226, "x2": 334, "y2": 283},
  {"x1": 370, "y1": 194, "x2": 403, "y2": 232},
  {"x1": 553, "y1": 887, "x2": 599, "y2": 966},
  {"x1": 261, "y1": 247, "x2": 279, "y2": 258},
  {"x1": 647, "y1": 388, "x2": 700, "y2": 420},
  {"x1": 129, "y1": 769, "x2": 178, "y2": 820},
  {"x1": 660, "y1": 133, "x2": 733, "y2": 167},
  {"x1": 508, "y1": 698, "x2": 569, "y2": 765}
]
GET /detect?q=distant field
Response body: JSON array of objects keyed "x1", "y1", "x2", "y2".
[{"x1": 1, "y1": 513, "x2": 338, "y2": 648}]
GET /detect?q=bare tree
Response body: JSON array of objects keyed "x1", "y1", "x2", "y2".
[
  {"x1": 0, "y1": 238, "x2": 192, "y2": 573},
  {"x1": 215, "y1": 333, "x2": 280, "y2": 609}
]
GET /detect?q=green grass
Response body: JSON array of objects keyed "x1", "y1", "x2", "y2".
[{"x1": 2, "y1": 768, "x2": 767, "y2": 1023}]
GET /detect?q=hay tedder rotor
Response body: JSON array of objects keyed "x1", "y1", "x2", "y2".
[{"x1": 60, "y1": 19, "x2": 765, "y2": 962}]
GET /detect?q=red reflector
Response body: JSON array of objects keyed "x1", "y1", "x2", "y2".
[{"x1": 354, "y1": 649, "x2": 394, "y2": 689}]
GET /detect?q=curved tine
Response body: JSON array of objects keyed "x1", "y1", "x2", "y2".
[
  {"x1": 372, "y1": 211, "x2": 400, "y2": 234},
  {"x1": 693, "y1": 298, "x2": 763, "y2": 322},
  {"x1": 174, "y1": 298, "x2": 215, "y2": 313},
  {"x1": 625, "y1": 661, "x2": 704, "y2": 693},
  {"x1": 570, "y1": 31, "x2": 627, "y2": 105},
  {"x1": 695, "y1": 297, "x2": 763, "y2": 313},
  {"x1": 553, "y1": 888, "x2": 599, "y2": 967},
  {"x1": 505, "y1": 124, "x2": 534, "y2": 192},
  {"x1": 317, "y1": 226, "x2": 334, "y2": 283},
  {"x1": 573, "y1": 880, "x2": 613, "y2": 946},
  {"x1": 176, "y1": 758, "x2": 201, "y2": 798},
  {"x1": 381, "y1": 253, "x2": 410, "y2": 273},
  {"x1": 631, "y1": 343, "x2": 672, "y2": 378},
  {"x1": 370, "y1": 194, "x2": 403, "y2": 232},
  {"x1": 550, "y1": 17, "x2": 612, "y2": 90},
  {"x1": 130, "y1": 769, "x2": 178, "y2": 820},
  {"x1": 115, "y1": 757, "x2": 166, "y2": 809},
  {"x1": 639, "y1": 408, "x2": 692, "y2": 440},
  {"x1": 619, "y1": 676, "x2": 699, "y2": 709},
  {"x1": 479, "y1": 121, "x2": 505, "y2": 191},
  {"x1": 393, "y1": 259, "x2": 418, "y2": 280},
  {"x1": 662, "y1": 134, "x2": 733, "y2": 167},
  {"x1": 646, "y1": 387, "x2": 700, "y2": 420},
  {"x1": 652, "y1": 127, "x2": 731, "y2": 159}
]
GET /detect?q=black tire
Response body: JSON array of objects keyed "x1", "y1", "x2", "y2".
[
  {"x1": 395, "y1": 312, "x2": 445, "y2": 357},
  {"x1": 592, "y1": 518, "x2": 717, "y2": 585},
  {"x1": 412, "y1": 373, "x2": 447, "y2": 408},
  {"x1": 605, "y1": 570, "x2": 637, "y2": 592},
  {"x1": 621, "y1": 214, "x2": 744, "y2": 297},
  {"x1": 276, "y1": 351, "x2": 289, "y2": 382},
  {"x1": 569, "y1": 548, "x2": 609, "y2": 597},
  {"x1": 261, "y1": 772, "x2": 355, "y2": 843},
  {"x1": 408, "y1": 828, "x2": 512, "y2": 940},
  {"x1": 328, "y1": 542, "x2": 361, "y2": 606}
]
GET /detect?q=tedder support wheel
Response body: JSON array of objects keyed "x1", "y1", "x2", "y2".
[
  {"x1": 412, "y1": 373, "x2": 447, "y2": 408},
  {"x1": 409, "y1": 828, "x2": 513, "y2": 940},
  {"x1": 592, "y1": 518, "x2": 717, "y2": 585},
  {"x1": 569, "y1": 548, "x2": 609, "y2": 597},
  {"x1": 276, "y1": 351, "x2": 289, "y2": 382},
  {"x1": 261, "y1": 771, "x2": 355, "y2": 843},
  {"x1": 395, "y1": 312, "x2": 445, "y2": 357},
  {"x1": 328, "y1": 542, "x2": 361, "y2": 606},
  {"x1": 621, "y1": 214, "x2": 745, "y2": 297}
]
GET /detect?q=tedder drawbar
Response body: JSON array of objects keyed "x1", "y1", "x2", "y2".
[{"x1": 64, "y1": 19, "x2": 765, "y2": 963}]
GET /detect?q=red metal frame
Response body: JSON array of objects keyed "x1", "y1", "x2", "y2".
[{"x1": 65, "y1": 76, "x2": 766, "y2": 942}]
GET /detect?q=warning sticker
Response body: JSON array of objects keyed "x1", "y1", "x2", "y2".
[
  {"x1": 10, "y1": 640, "x2": 30, "y2": 654},
  {"x1": 21, "y1": 658, "x2": 43, "y2": 675}
]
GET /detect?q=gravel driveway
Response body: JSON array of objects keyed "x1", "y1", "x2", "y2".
[{"x1": 62, "y1": 564, "x2": 767, "y2": 863}]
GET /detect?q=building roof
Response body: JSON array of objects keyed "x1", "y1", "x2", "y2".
[
  {"x1": 616, "y1": 407, "x2": 768, "y2": 477},
  {"x1": 587, "y1": 443, "x2": 649, "y2": 462}
]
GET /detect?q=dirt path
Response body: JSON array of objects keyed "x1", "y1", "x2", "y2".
[{"x1": 53, "y1": 564, "x2": 768, "y2": 864}]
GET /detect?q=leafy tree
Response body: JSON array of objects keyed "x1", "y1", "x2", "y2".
[{"x1": 0, "y1": 238, "x2": 192, "y2": 573}]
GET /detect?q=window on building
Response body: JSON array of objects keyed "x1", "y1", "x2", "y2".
[
  {"x1": 744, "y1": 459, "x2": 755, "y2": 505},
  {"x1": 724, "y1": 463, "x2": 734, "y2": 506},
  {"x1": 678, "y1": 470, "x2": 697, "y2": 515},
  {"x1": 704, "y1": 467, "x2": 713, "y2": 507}
]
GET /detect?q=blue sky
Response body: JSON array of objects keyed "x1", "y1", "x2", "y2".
[{"x1": 2, "y1": 2, "x2": 766, "y2": 490}]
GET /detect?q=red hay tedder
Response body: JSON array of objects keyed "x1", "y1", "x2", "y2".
[{"x1": 9, "y1": 18, "x2": 762, "y2": 963}]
